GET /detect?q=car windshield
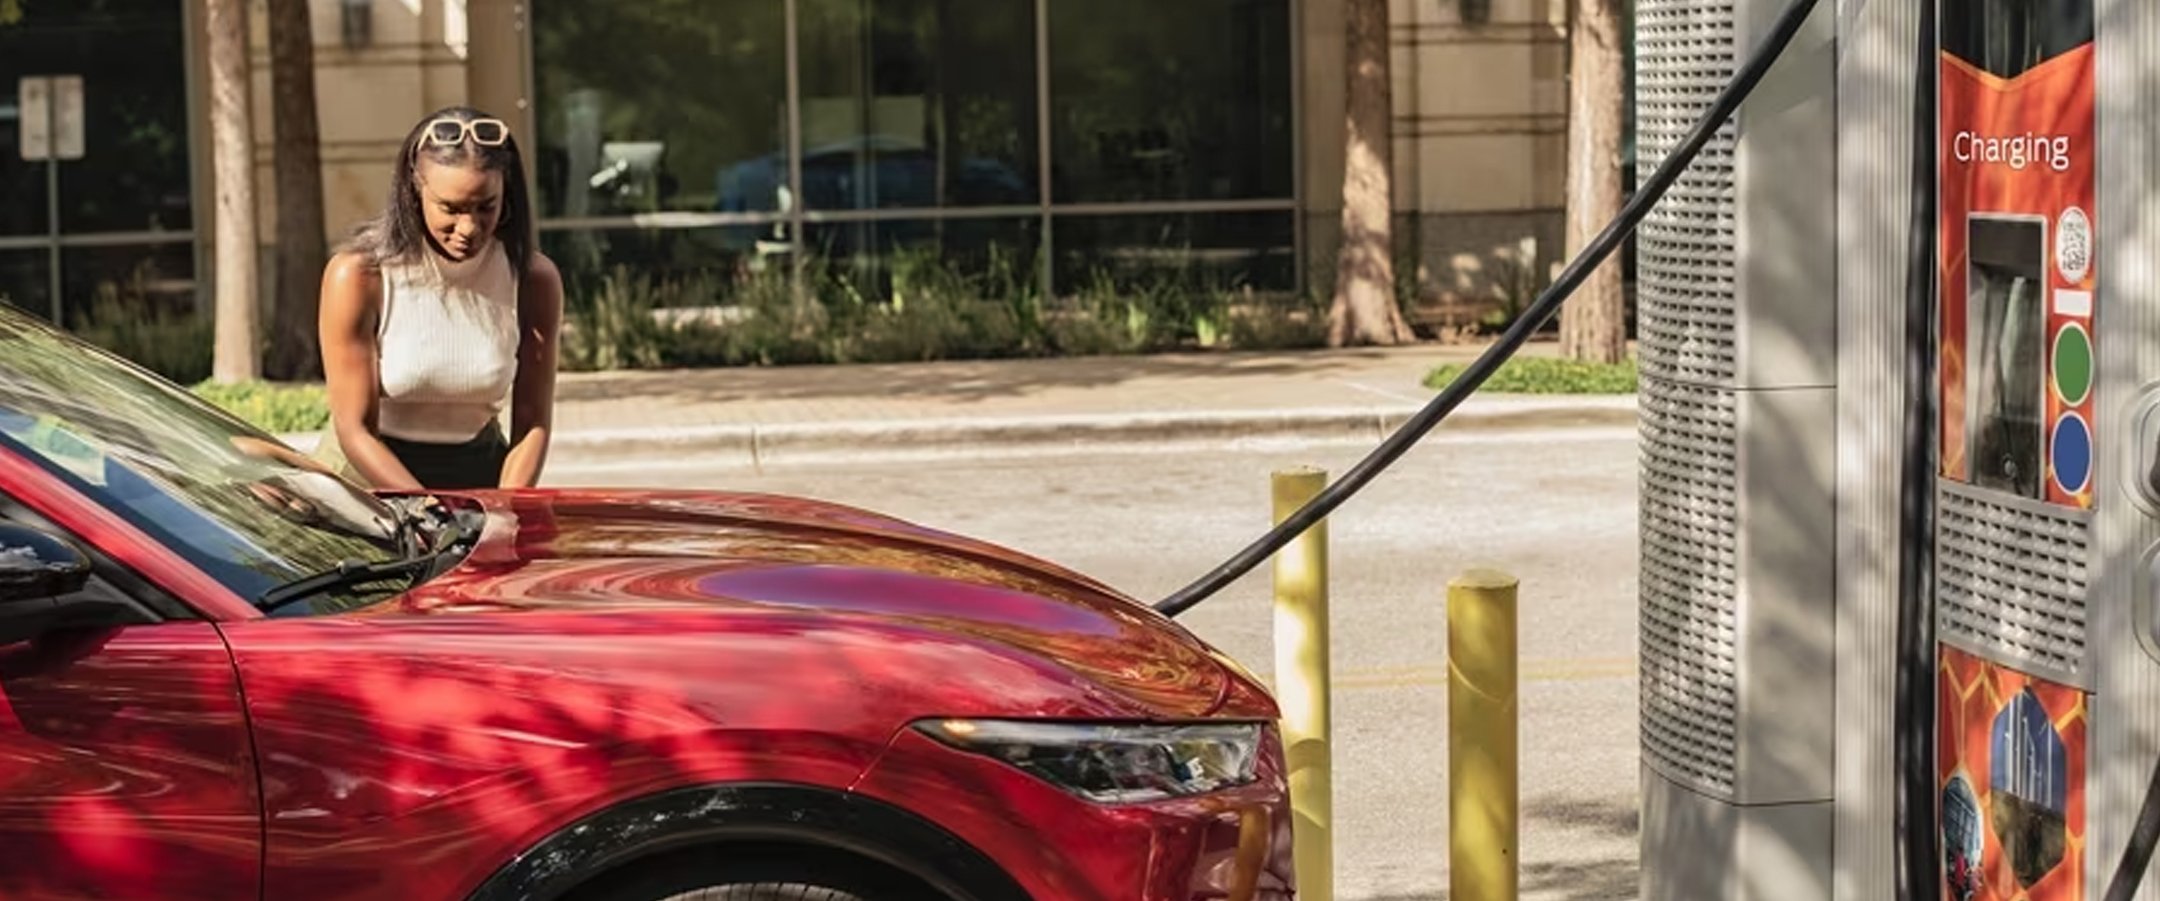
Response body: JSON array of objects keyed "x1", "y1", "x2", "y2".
[{"x1": 0, "y1": 308, "x2": 403, "y2": 605}]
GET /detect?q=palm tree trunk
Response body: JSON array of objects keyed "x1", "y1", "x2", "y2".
[
  {"x1": 208, "y1": 0, "x2": 259, "y2": 383},
  {"x1": 1328, "y1": 0, "x2": 1414, "y2": 347},
  {"x1": 268, "y1": 0, "x2": 327, "y2": 380},
  {"x1": 1559, "y1": 0, "x2": 1628, "y2": 364}
]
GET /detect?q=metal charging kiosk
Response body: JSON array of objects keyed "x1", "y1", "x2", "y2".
[{"x1": 1635, "y1": 0, "x2": 2160, "y2": 898}]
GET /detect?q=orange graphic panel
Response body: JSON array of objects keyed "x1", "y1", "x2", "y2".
[{"x1": 1939, "y1": 646, "x2": 2087, "y2": 901}]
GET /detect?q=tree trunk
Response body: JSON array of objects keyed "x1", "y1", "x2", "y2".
[
  {"x1": 1558, "y1": 0, "x2": 1628, "y2": 364},
  {"x1": 268, "y1": 0, "x2": 326, "y2": 380},
  {"x1": 208, "y1": 0, "x2": 258, "y2": 383},
  {"x1": 1328, "y1": 0, "x2": 1414, "y2": 347}
]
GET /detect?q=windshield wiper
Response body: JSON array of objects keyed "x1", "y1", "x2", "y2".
[{"x1": 257, "y1": 503, "x2": 472, "y2": 613}]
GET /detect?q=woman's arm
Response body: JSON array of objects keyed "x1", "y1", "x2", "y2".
[
  {"x1": 499, "y1": 251, "x2": 564, "y2": 489},
  {"x1": 318, "y1": 252, "x2": 425, "y2": 490}
]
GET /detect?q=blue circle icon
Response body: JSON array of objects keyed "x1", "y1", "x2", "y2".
[{"x1": 2053, "y1": 412, "x2": 2093, "y2": 495}]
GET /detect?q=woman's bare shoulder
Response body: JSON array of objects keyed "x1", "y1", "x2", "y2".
[{"x1": 323, "y1": 250, "x2": 382, "y2": 290}]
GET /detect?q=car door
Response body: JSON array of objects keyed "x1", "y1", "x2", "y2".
[{"x1": 0, "y1": 499, "x2": 261, "y2": 900}]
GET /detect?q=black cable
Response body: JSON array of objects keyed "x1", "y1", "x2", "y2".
[
  {"x1": 1154, "y1": 0, "x2": 1826, "y2": 617},
  {"x1": 2104, "y1": 752, "x2": 2160, "y2": 901},
  {"x1": 1893, "y1": 0, "x2": 1940, "y2": 898}
]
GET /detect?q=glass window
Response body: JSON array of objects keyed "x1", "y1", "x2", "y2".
[
  {"x1": 1965, "y1": 216, "x2": 2047, "y2": 499},
  {"x1": 1051, "y1": 212, "x2": 1295, "y2": 297},
  {"x1": 61, "y1": 242, "x2": 204, "y2": 384},
  {"x1": 805, "y1": 216, "x2": 1040, "y2": 302},
  {"x1": 541, "y1": 225, "x2": 789, "y2": 306},
  {"x1": 1048, "y1": 0, "x2": 1292, "y2": 204},
  {"x1": 533, "y1": 0, "x2": 791, "y2": 219},
  {"x1": 798, "y1": 0, "x2": 1039, "y2": 209},
  {"x1": 0, "y1": 0, "x2": 192, "y2": 236},
  {"x1": 0, "y1": 250, "x2": 50, "y2": 320},
  {"x1": 0, "y1": 308, "x2": 404, "y2": 605}
]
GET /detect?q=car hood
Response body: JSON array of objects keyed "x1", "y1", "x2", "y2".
[{"x1": 378, "y1": 489, "x2": 1241, "y2": 718}]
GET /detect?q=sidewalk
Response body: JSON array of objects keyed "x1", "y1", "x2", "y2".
[
  {"x1": 540, "y1": 337, "x2": 1639, "y2": 470},
  {"x1": 291, "y1": 338, "x2": 1639, "y2": 470}
]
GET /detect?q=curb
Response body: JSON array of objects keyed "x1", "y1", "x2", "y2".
[{"x1": 278, "y1": 396, "x2": 1637, "y2": 472}]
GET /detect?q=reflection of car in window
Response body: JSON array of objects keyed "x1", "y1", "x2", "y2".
[{"x1": 714, "y1": 136, "x2": 1031, "y2": 250}]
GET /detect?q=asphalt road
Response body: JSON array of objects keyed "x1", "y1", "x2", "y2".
[{"x1": 550, "y1": 426, "x2": 1644, "y2": 901}]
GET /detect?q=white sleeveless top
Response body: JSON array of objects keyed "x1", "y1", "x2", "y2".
[{"x1": 374, "y1": 243, "x2": 521, "y2": 444}]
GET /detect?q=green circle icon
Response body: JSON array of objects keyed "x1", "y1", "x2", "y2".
[{"x1": 2055, "y1": 323, "x2": 2093, "y2": 406}]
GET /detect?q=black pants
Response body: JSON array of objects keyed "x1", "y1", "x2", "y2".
[{"x1": 381, "y1": 422, "x2": 509, "y2": 490}]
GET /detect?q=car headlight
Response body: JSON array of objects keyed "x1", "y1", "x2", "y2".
[{"x1": 914, "y1": 719, "x2": 1262, "y2": 804}]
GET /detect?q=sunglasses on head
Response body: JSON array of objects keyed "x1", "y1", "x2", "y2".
[{"x1": 423, "y1": 117, "x2": 510, "y2": 147}]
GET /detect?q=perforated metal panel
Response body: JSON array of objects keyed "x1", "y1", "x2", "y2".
[
  {"x1": 1635, "y1": 0, "x2": 1739, "y2": 386},
  {"x1": 1936, "y1": 481, "x2": 2091, "y2": 687},
  {"x1": 1640, "y1": 378, "x2": 1741, "y2": 797}
]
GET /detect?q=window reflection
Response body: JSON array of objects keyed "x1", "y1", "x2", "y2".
[
  {"x1": 0, "y1": 252, "x2": 49, "y2": 321},
  {"x1": 1048, "y1": 0, "x2": 1292, "y2": 204},
  {"x1": 798, "y1": 0, "x2": 1039, "y2": 209},
  {"x1": 541, "y1": 226, "x2": 788, "y2": 305},
  {"x1": 0, "y1": 312, "x2": 401, "y2": 602},
  {"x1": 806, "y1": 217, "x2": 1040, "y2": 302},
  {"x1": 533, "y1": 0, "x2": 791, "y2": 218},
  {"x1": 0, "y1": 0, "x2": 192, "y2": 235},
  {"x1": 1052, "y1": 213, "x2": 1295, "y2": 297}
]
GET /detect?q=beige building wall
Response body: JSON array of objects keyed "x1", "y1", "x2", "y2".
[
  {"x1": 245, "y1": 0, "x2": 476, "y2": 245},
  {"x1": 1302, "y1": 0, "x2": 1571, "y2": 333},
  {"x1": 200, "y1": 0, "x2": 1569, "y2": 325}
]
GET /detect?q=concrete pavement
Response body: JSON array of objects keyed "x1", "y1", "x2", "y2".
[{"x1": 283, "y1": 338, "x2": 1638, "y2": 467}]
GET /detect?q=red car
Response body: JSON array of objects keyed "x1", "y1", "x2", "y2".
[{"x1": 0, "y1": 307, "x2": 1295, "y2": 900}]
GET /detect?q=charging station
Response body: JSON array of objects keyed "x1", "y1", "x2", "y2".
[{"x1": 1630, "y1": 0, "x2": 2150, "y2": 898}]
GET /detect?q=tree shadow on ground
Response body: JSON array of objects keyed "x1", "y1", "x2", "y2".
[
  {"x1": 553, "y1": 343, "x2": 1487, "y2": 409},
  {"x1": 1349, "y1": 794, "x2": 1641, "y2": 901}
]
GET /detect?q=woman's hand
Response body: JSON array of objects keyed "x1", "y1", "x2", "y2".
[{"x1": 499, "y1": 251, "x2": 563, "y2": 489}]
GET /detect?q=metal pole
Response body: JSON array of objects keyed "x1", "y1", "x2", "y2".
[
  {"x1": 45, "y1": 76, "x2": 60, "y2": 324},
  {"x1": 1271, "y1": 466, "x2": 1331, "y2": 901},
  {"x1": 1034, "y1": 0, "x2": 1052, "y2": 304},
  {"x1": 784, "y1": 0, "x2": 806, "y2": 304},
  {"x1": 1449, "y1": 567, "x2": 1518, "y2": 901},
  {"x1": 46, "y1": 155, "x2": 60, "y2": 322}
]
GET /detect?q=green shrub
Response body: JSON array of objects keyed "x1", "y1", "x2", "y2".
[
  {"x1": 557, "y1": 242, "x2": 1345, "y2": 370},
  {"x1": 561, "y1": 265, "x2": 674, "y2": 371},
  {"x1": 191, "y1": 381, "x2": 330, "y2": 434},
  {"x1": 1423, "y1": 355, "x2": 1638, "y2": 395}
]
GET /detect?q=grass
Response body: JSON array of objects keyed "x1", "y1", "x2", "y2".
[
  {"x1": 191, "y1": 381, "x2": 330, "y2": 434},
  {"x1": 1423, "y1": 355, "x2": 1639, "y2": 395}
]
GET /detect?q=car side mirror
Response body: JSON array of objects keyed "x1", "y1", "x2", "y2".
[{"x1": 0, "y1": 522, "x2": 91, "y2": 604}]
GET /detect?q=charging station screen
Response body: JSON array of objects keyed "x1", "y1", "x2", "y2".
[
  {"x1": 1939, "y1": 0, "x2": 2097, "y2": 512},
  {"x1": 1965, "y1": 217, "x2": 2048, "y2": 499}
]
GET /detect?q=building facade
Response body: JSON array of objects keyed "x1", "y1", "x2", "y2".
[{"x1": 0, "y1": 0, "x2": 1572, "y2": 335}]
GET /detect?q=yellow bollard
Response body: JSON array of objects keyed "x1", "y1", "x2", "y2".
[
  {"x1": 1449, "y1": 568, "x2": 1519, "y2": 901},
  {"x1": 1272, "y1": 467, "x2": 1331, "y2": 901}
]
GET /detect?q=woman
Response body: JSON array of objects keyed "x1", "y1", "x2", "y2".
[{"x1": 315, "y1": 107, "x2": 563, "y2": 491}]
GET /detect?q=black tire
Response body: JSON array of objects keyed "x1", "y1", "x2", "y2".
[
  {"x1": 648, "y1": 887, "x2": 868, "y2": 901},
  {"x1": 571, "y1": 856, "x2": 939, "y2": 901}
]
